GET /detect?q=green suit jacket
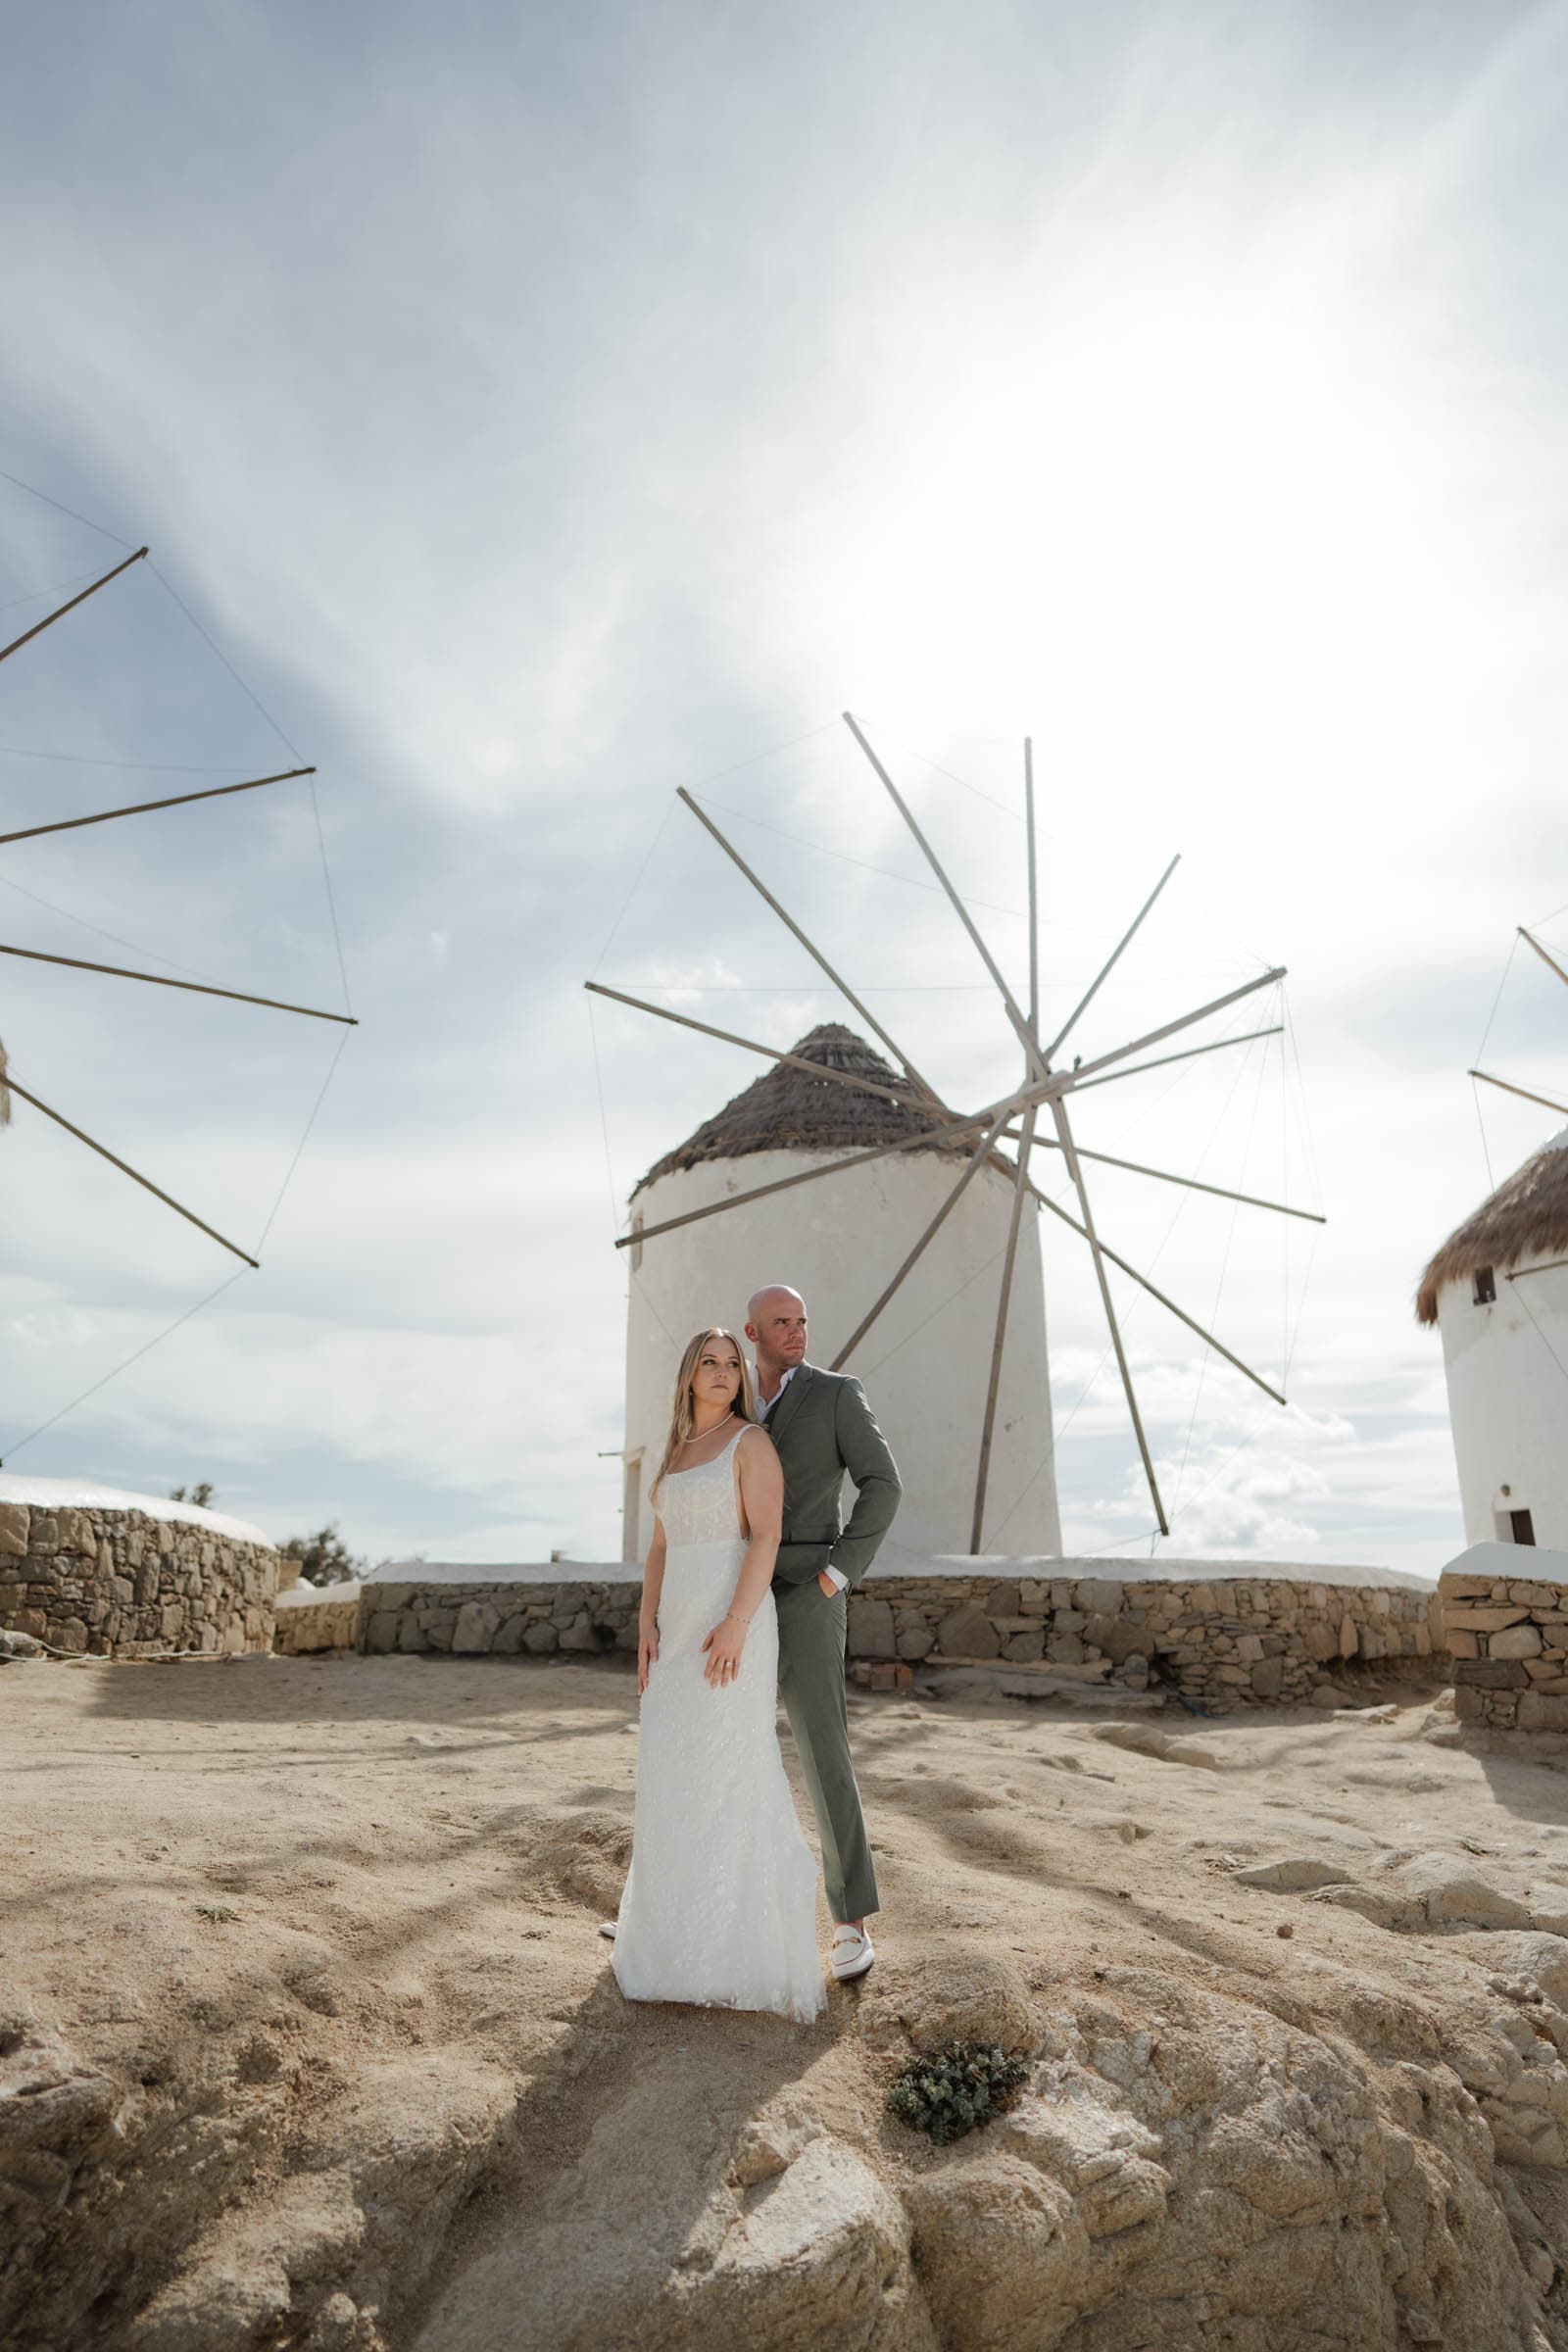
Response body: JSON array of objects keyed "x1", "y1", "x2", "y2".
[{"x1": 762, "y1": 1363, "x2": 903, "y2": 1593}]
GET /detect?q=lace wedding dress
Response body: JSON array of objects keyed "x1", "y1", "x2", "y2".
[{"x1": 612, "y1": 1427, "x2": 824, "y2": 2024}]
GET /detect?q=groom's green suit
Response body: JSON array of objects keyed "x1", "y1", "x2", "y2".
[{"x1": 762, "y1": 1363, "x2": 902, "y2": 1924}]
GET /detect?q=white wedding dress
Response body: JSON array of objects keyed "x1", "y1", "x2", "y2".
[{"x1": 612, "y1": 1427, "x2": 825, "y2": 2024}]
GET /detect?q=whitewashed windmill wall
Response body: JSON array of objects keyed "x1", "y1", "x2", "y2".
[
  {"x1": 1418, "y1": 1126, "x2": 1568, "y2": 1553},
  {"x1": 620, "y1": 1025, "x2": 1061, "y2": 1565}
]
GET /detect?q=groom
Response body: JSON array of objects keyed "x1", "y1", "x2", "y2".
[{"x1": 746, "y1": 1284, "x2": 902, "y2": 1983}]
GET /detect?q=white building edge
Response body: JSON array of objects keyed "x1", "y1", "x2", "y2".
[
  {"x1": 1418, "y1": 1124, "x2": 1568, "y2": 1553},
  {"x1": 620, "y1": 1023, "x2": 1061, "y2": 1565}
]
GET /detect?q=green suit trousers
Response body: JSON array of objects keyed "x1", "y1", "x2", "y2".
[{"x1": 774, "y1": 1577, "x2": 879, "y2": 1924}]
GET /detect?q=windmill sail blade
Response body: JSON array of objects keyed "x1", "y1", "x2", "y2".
[
  {"x1": 971, "y1": 1104, "x2": 1039, "y2": 1550},
  {"x1": 1024, "y1": 738, "x2": 1040, "y2": 1032},
  {"x1": 1062, "y1": 967, "x2": 1286, "y2": 1090},
  {"x1": 1069, "y1": 1024, "x2": 1282, "y2": 1091},
  {"x1": 584, "y1": 981, "x2": 923, "y2": 1112},
  {"x1": 0, "y1": 942, "x2": 357, "y2": 1026},
  {"x1": 3, "y1": 1068, "x2": 259, "y2": 1265},
  {"x1": 830, "y1": 1105, "x2": 1018, "y2": 1369},
  {"x1": 676, "y1": 788, "x2": 939, "y2": 1099},
  {"x1": 1048, "y1": 1097, "x2": 1168, "y2": 1535},
  {"x1": 0, "y1": 767, "x2": 315, "y2": 849},
  {"x1": 0, "y1": 546, "x2": 148, "y2": 665},
  {"x1": 1520, "y1": 927, "x2": 1568, "y2": 993},
  {"x1": 1032, "y1": 1185, "x2": 1286, "y2": 1405},
  {"x1": 842, "y1": 711, "x2": 1046, "y2": 1077},
  {"x1": 1043, "y1": 856, "x2": 1180, "y2": 1066},
  {"x1": 1470, "y1": 1068, "x2": 1568, "y2": 1120},
  {"x1": 1026, "y1": 1136, "x2": 1325, "y2": 1223}
]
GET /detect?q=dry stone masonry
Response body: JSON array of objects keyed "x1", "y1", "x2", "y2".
[
  {"x1": 856, "y1": 1563, "x2": 1439, "y2": 1707},
  {"x1": 361, "y1": 1555, "x2": 1439, "y2": 1711},
  {"x1": 1443, "y1": 1556, "x2": 1568, "y2": 1731},
  {"x1": 271, "y1": 1566, "x2": 362, "y2": 1655},
  {"x1": 362, "y1": 1572, "x2": 642, "y2": 1659},
  {"x1": 0, "y1": 1498, "x2": 276, "y2": 1657}
]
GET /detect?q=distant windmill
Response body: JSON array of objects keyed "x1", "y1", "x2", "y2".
[
  {"x1": 0, "y1": 541, "x2": 356, "y2": 1271},
  {"x1": 588, "y1": 711, "x2": 1323, "y2": 1548}
]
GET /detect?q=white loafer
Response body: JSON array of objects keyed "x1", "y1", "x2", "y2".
[{"x1": 830, "y1": 1924, "x2": 875, "y2": 1982}]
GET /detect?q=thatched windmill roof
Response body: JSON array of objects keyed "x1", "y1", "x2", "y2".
[
  {"x1": 1416, "y1": 1126, "x2": 1568, "y2": 1324},
  {"x1": 636, "y1": 1023, "x2": 964, "y2": 1193}
]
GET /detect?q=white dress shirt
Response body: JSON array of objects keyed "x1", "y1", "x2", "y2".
[{"x1": 758, "y1": 1365, "x2": 848, "y2": 1592}]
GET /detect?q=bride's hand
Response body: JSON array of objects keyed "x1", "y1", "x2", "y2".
[
  {"x1": 637, "y1": 1619, "x2": 659, "y2": 1694},
  {"x1": 700, "y1": 1612, "x2": 747, "y2": 1690}
]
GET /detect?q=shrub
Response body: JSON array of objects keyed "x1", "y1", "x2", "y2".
[
  {"x1": 280, "y1": 1521, "x2": 364, "y2": 1588},
  {"x1": 886, "y1": 2040, "x2": 1029, "y2": 2145}
]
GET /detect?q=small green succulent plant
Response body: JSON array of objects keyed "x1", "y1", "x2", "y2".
[{"x1": 886, "y1": 2040, "x2": 1029, "y2": 2145}]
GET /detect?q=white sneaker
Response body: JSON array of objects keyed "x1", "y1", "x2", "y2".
[
  {"x1": 597, "y1": 1920, "x2": 616, "y2": 1941},
  {"x1": 830, "y1": 1924, "x2": 875, "y2": 1982}
]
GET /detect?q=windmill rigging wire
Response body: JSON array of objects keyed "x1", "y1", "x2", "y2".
[
  {"x1": 857, "y1": 1240, "x2": 1011, "y2": 1381},
  {"x1": 586, "y1": 995, "x2": 627, "y2": 1237},
  {"x1": 1471, "y1": 932, "x2": 1522, "y2": 1192},
  {"x1": 0, "y1": 869, "x2": 226, "y2": 986},
  {"x1": 0, "y1": 466, "x2": 136, "y2": 551},
  {"x1": 306, "y1": 774, "x2": 354, "y2": 1016},
  {"x1": 855, "y1": 722, "x2": 1025, "y2": 820},
  {"x1": 253, "y1": 1028, "x2": 354, "y2": 1255},
  {"x1": 1512, "y1": 1282, "x2": 1568, "y2": 1392},
  {"x1": 591, "y1": 800, "x2": 677, "y2": 973},
  {"x1": 144, "y1": 560, "x2": 353, "y2": 1018},
  {"x1": 987, "y1": 1019, "x2": 1281, "y2": 1548},
  {"x1": 0, "y1": 1269, "x2": 250, "y2": 1467},
  {"x1": 1471, "y1": 1074, "x2": 1496, "y2": 1195},
  {"x1": 1171, "y1": 1027, "x2": 1275, "y2": 1517},
  {"x1": 147, "y1": 562, "x2": 306, "y2": 761},
  {"x1": 692, "y1": 793, "x2": 1029, "y2": 921},
  {"x1": 0, "y1": 565, "x2": 124, "y2": 616},
  {"x1": 0, "y1": 744, "x2": 259, "y2": 771},
  {"x1": 1475, "y1": 932, "x2": 1520, "y2": 1068}
]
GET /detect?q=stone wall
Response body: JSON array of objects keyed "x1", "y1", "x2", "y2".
[
  {"x1": 1443, "y1": 1563, "x2": 1568, "y2": 1730},
  {"x1": 850, "y1": 1567, "x2": 1441, "y2": 1706},
  {"x1": 361, "y1": 1557, "x2": 1441, "y2": 1709},
  {"x1": 272, "y1": 1576, "x2": 362, "y2": 1656},
  {"x1": 361, "y1": 1576, "x2": 641, "y2": 1657},
  {"x1": 0, "y1": 1500, "x2": 277, "y2": 1658}
]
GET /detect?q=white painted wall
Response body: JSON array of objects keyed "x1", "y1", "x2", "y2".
[
  {"x1": 1436, "y1": 1259, "x2": 1568, "y2": 1550},
  {"x1": 622, "y1": 1149, "x2": 1060, "y2": 1564}
]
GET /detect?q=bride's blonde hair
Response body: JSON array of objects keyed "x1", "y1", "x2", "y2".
[{"x1": 650, "y1": 1327, "x2": 755, "y2": 1506}]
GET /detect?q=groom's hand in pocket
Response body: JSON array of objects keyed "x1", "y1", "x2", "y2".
[{"x1": 816, "y1": 1571, "x2": 838, "y2": 1597}]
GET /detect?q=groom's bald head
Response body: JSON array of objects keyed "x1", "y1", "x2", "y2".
[{"x1": 746, "y1": 1285, "x2": 808, "y2": 1374}]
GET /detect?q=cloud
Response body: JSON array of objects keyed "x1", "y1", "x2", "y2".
[{"x1": 1, "y1": 1, "x2": 1564, "y2": 1572}]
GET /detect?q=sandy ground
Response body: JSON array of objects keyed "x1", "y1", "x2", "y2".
[{"x1": 10, "y1": 1651, "x2": 1568, "y2": 2348}]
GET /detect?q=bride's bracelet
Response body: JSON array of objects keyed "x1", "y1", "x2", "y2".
[{"x1": 723, "y1": 1608, "x2": 753, "y2": 1626}]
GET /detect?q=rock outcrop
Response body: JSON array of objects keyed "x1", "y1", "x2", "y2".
[{"x1": 11, "y1": 1656, "x2": 1568, "y2": 2350}]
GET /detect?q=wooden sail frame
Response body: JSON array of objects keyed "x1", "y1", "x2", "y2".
[
  {"x1": 1469, "y1": 926, "x2": 1568, "y2": 1123},
  {"x1": 588, "y1": 711, "x2": 1318, "y2": 1549},
  {"x1": 0, "y1": 529, "x2": 357, "y2": 1266}
]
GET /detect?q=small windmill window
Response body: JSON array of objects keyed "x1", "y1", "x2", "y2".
[{"x1": 1474, "y1": 1266, "x2": 1496, "y2": 1305}]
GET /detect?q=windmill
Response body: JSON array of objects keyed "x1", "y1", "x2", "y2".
[
  {"x1": 587, "y1": 711, "x2": 1323, "y2": 1550},
  {"x1": 0, "y1": 534, "x2": 355, "y2": 1320}
]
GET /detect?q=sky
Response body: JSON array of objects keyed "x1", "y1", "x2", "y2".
[{"x1": 2, "y1": 0, "x2": 1567, "y2": 1575}]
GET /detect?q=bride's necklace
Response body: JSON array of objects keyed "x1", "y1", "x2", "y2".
[{"x1": 680, "y1": 1410, "x2": 735, "y2": 1452}]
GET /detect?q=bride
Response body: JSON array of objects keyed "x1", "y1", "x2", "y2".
[{"x1": 611, "y1": 1326, "x2": 824, "y2": 2023}]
